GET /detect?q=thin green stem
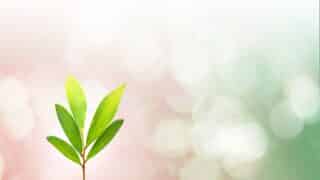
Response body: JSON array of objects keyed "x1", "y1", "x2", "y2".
[
  {"x1": 82, "y1": 162, "x2": 85, "y2": 180},
  {"x1": 81, "y1": 146, "x2": 87, "y2": 180}
]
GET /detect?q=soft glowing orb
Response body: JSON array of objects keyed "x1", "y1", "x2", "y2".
[
  {"x1": 179, "y1": 157, "x2": 221, "y2": 180},
  {"x1": 170, "y1": 34, "x2": 212, "y2": 95},
  {"x1": 68, "y1": 19, "x2": 169, "y2": 81},
  {"x1": 71, "y1": 0, "x2": 134, "y2": 45},
  {"x1": 286, "y1": 75, "x2": 320, "y2": 123},
  {"x1": 191, "y1": 120, "x2": 268, "y2": 163},
  {"x1": 190, "y1": 119, "x2": 219, "y2": 157},
  {"x1": 192, "y1": 95, "x2": 250, "y2": 126},
  {"x1": 1, "y1": 107, "x2": 35, "y2": 140},
  {"x1": 216, "y1": 60, "x2": 260, "y2": 96},
  {"x1": 152, "y1": 119, "x2": 191, "y2": 158},
  {"x1": 0, "y1": 77, "x2": 35, "y2": 140},
  {"x1": 217, "y1": 122, "x2": 268, "y2": 163},
  {"x1": 0, "y1": 77, "x2": 29, "y2": 110},
  {"x1": 269, "y1": 102, "x2": 304, "y2": 139},
  {"x1": 122, "y1": 31, "x2": 167, "y2": 81},
  {"x1": 208, "y1": 96, "x2": 248, "y2": 123}
]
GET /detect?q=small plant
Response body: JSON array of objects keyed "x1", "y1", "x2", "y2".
[{"x1": 47, "y1": 76, "x2": 125, "y2": 180}]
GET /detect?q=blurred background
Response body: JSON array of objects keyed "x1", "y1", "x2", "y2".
[{"x1": 0, "y1": 0, "x2": 319, "y2": 179}]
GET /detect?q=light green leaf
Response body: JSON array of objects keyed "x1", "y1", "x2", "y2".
[
  {"x1": 55, "y1": 104, "x2": 83, "y2": 153},
  {"x1": 86, "y1": 84, "x2": 125, "y2": 146},
  {"x1": 47, "y1": 136, "x2": 81, "y2": 165},
  {"x1": 87, "y1": 120, "x2": 124, "y2": 160},
  {"x1": 65, "y1": 76, "x2": 87, "y2": 129}
]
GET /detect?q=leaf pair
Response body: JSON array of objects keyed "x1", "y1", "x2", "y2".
[{"x1": 47, "y1": 76, "x2": 125, "y2": 165}]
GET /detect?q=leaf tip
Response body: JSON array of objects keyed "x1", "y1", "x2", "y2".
[
  {"x1": 54, "y1": 104, "x2": 65, "y2": 115},
  {"x1": 54, "y1": 104, "x2": 61, "y2": 109},
  {"x1": 46, "y1": 136, "x2": 55, "y2": 142},
  {"x1": 65, "y1": 75, "x2": 81, "y2": 90},
  {"x1": 66, "y1": 75, "x2": 77, "y2": 82},
  {"x1": 118, "y1": 83, "x2": 126, "y2": 93},
  {"x1": 117, "y1": 119, "x2": 124, "y2": 126}
]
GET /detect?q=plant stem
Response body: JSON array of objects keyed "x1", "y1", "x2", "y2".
[
  {"x1": 81, "y1": 147, "x2": 87, "y2": 180},
  {"x1": 81, "y1": 129, "x2": 86, "y2": 180},
  {"x1": 82, "y1": 162, "x2": 85, "y2": 180}
]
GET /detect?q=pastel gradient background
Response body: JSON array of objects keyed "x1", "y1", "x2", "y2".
[{"x1": 0, "y1": 0, "x2": 319, "y2": 180}]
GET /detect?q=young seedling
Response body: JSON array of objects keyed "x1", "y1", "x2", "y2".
[{"x1": 47, "y1": 76, "x2": 125, "y2": 180}]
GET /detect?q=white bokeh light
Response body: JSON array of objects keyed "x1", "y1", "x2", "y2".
[
  {"x1": 152, "y1": 119, "x2": 191, "y2": 158},
  {"x1": 191, "y1": 120, "x2": 268, "y2": 163},
  {"x1": 208, "y1": 96, "x2": 249, "y2": 123},
  {"x1": 1, "y1": 107, "x2": 35, "y2": 140},
  {"x1": 216, "y1": 60, "x2": 260, "y2": 96},
  {"x1": 170, "y1": 50, "x2": 211, "y2": 89},
  {"x1": 217, "y1": 122, "x2": 268, "y2": 163},
  {"x1": 286, "y1": 75, "x2": 320, "y2": 123},
  {"x1": 0, "y1": 77, "x2": 35, "y2": 140},
  {"x1": 0, "y1": 77, "x2": 29, "y2": 110},
  {"x1": 179, "y1": 157, "x2": 221, "y2": 180},
  {"x1": 269, "y1": 102, "x2": 304, "y2": 139},
  {"x1": 169, "y1": 30, "x2": 213, "y2": 96},
  {"x1": 192, "y1": 95, "x2": 251, "y2": 124},
  {"x1": 191, "y1": 96, "x2": 265, "y2": 160},
  {"x1": 122, "y1": 29, "x2": 168, "y2": 82},
  {"x1": 191, "y1": 119, "x2": 218, "y2": 157},
  {"x1": 70, "y1": 0, "x2": 136, "y2": 45}
]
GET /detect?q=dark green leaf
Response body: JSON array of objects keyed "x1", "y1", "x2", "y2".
[
  {"x1": 87, "y1": 120, "x2": 124, "y2": 160},
  {"x1": 86, "y1": 84, "x2": 125, "y2": 146},
  {"x1": 55, "y1": 104, "x2": 82, "y2": 153},
  {"x1": 47, "y1": 136, "x2": 81, "y2": 165},
  {"x1": 65, "y1": 76, "x2": 87, "y2": 129}
]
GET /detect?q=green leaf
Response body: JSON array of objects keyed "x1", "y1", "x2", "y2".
[
  {"x1": 87, "y1": 120, "x2": 124, "y2": 160},
  {"x1": 86, "y1": 84, "x2": 125, "y2": 146},
  {"x1": 65, "y1": 76, "x2": 87, "y2": 129},
  {"x1": 55, "y1": 104, "x2": 83, "y2": 153},
  {"x1": 47, "y1": 136, "x2": 81, "y2": 165}
]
